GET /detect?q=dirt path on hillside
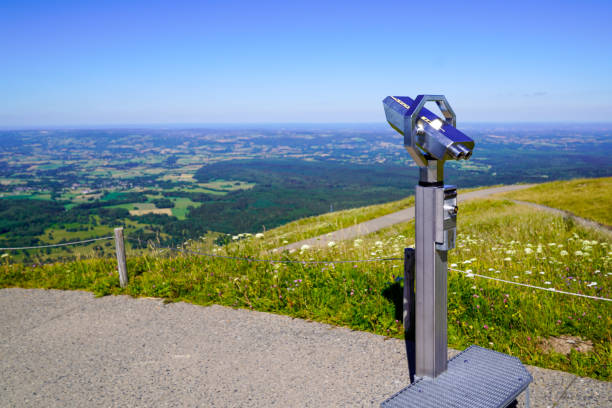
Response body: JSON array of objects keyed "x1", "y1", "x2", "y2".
[
  {"x1": 1, "y1": 288, "x2": 610, "y2": 407},
  {"x1": 510, "y1": 200, "x2": 612, "y2": 238},
  {"x1": 277, "y1": 184, "x2": 536, "y2": 251}
]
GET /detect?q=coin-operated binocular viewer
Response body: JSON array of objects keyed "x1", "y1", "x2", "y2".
[
  {"x1": 385, "y1": 94, "x2": 473, "y2": 378},
  {"x1": 380, "y1": 95, "x2": 532, "y2": 408}
]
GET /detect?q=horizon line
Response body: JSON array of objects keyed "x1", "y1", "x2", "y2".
[{"x1": 2, "y1": 120, "x2": 612, "y2": 131}]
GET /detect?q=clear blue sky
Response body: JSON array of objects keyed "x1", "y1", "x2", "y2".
[{"x1": 1, "y1": 0, "x2": 611, "y2": 126}]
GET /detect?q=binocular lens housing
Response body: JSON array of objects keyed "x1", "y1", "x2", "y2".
[{"x1": 383, "y1": 95, "x2": 475, "y2": 164}]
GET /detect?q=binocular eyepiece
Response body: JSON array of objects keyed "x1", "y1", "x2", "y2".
[{"x1": 383, "y1": 95, "x2": 474, "y2": 166}]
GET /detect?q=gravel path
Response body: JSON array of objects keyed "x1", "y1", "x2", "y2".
[
  {"x1": 277, "y1": 184, "x2": 535, "y2": 251},
  {"x1": 1, "y1": 288, "x2": 609, "y2": 407}
]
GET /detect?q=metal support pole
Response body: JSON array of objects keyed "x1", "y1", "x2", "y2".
[
  {"x1": 114, "y1": 227, "x2": 128, "y2": 288},
  {"x1": 403, "y1": 247, "x2": 416, "y2": 383},
  {"x1": 415, "y1": 161, "x2": 448, "y2": 378}
]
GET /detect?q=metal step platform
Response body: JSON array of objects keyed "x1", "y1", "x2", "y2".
[{"x1": 381, "y1": 345, "x2": 532, "y2": 408}]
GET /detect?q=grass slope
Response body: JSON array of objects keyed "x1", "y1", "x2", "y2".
[
  {"x1": 500, "y1": 177, "x2": 612, "y2": 226},
  {"x1": 1, "y1": 194, "x2": 610, "y2": 380}
]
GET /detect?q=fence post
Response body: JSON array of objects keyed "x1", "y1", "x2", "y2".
[{"x1": 114, "y1": 227, "x2": 128, "y2": 288}]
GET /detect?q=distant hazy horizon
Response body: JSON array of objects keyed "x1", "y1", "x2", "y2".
[{"x1": 2, "y1": 122, "x2": 612, "y2": 132}]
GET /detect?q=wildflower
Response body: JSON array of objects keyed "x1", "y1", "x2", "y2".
[
  {"x1": 1, "y1": 253, "x2": 7, "y2": 258},
  {"x1": 536, "y1": 246, "x2": 543, "y2": 254},
  {"x1": 594, "y1": 269, "x2": 600, "y2": 274},
  {"x1": 513, "y1": 275, "x2": 519, "y2": 279},
  {"x1": 574, "y1": 250, "x2": 584, "y2": 256},
  {"x1": 353, "y1": 239, "x2": 363, "y2": 247},
  {"x1": 544, "y1": 281, "x2": 551, "y2": 285},
  {"x1": 560, "y1": 250, "x2": 568, "y2": 256},
  {"x1": 504, "y1": 257, "x2": 512, "y2": 262},
  {"x1": 524, "y1": 248, "x2": 533, "y2": 254},
  {"x1": 232, "y1": 235, "x2": 239, "y2": 240},
  {"x1": 483, "y1": 324, "x2": 489, "y2": 329},
  {"x1": 527, "y1": 336, "x2": 531, "y2": 341},
  {"x1": 282, "y1": 240, "x2": 289, "y2": 244},
  {"x1": 586, "y1": 282, "x2": 597, "y2": 287},
  {"x1": 473, "y1": 294, "x2": 479, "y2": 298},
  {"x1": 450, "y1": 263, "x2": 458, "y2": 267},
  {"x1": 327, "y1": 241, "x2": 336, "y2": 248},
  {"x1": 556, "y1": 320, "x2": 561, "y2": 324},
  {"x1": 539, "y1": 271, "x2": 545, "y2": 275},
  {"x1": 525, "y1": 270, "x2": 532, "y2": 275},
  {"x1": 255, "y1": 233, "x2": 264, "y2": 239},
  {"x1": 300, "y1": 244, "x2": 311, "y2": 251},
  {"x1": 375, "y1": 241, "x2": 383, "y2": 247}
]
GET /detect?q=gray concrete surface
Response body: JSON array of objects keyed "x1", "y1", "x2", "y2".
[
  {"x1": 1, "y1": 288, "x2": 609, "y2": 407},
  {"x1": 277, "y1": 184, "x2": 535, "y2": 251}
]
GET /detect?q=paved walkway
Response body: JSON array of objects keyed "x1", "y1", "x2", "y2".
[
  {"x1": 1, "y1": 288, "x2": 609, "y2": 407},
  {"x1": 278, "y1": 184, "x2": 535, "y2": 251}
]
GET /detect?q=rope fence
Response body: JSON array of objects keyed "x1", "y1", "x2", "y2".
[
  {"x1": 449, "y1": 267, "x2": 611, "y2": 302},
  {"x1": 0, "y1": 236, "x2": 113, "y2": 251},
  {"x1": 1, "y1": 232, "x2": 609, "y2": 301},
  {"x1": 146, "y1": 242, "x2": 403, "y2": 265}
]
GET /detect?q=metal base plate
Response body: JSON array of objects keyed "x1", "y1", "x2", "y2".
[{"x1": 381, "y1": 346, "x2": 532, "y2": 408}]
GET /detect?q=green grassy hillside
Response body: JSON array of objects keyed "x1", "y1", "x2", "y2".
[
  {"x1": 500, "y1": 177, "x2": 612, "y2": 226},
  {"x1": 1, "y1": 182, "x2": 610, "y2": 380}
]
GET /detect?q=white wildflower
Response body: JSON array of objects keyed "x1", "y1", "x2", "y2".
[
  {"x1": 574, "y1": 250, "x2": 584, "y2": 256},
  {"x1": 300, "y1": 244, "x2": 310, "y2": 251},
  {"x1": 524, "y1": 248, "x2": 533, "y2": 254},
  {"x1": 450, "y1": 263, "x2": 458, "y2": 267},
  {"x1": 544, "y1": 281, "x2": 552, "y2": 285},
  {"x1": 255, "y1": 233, "x2": 264, "y2": 239},
  {"x1": 560, "y1": 250, "x2": 568, "y2": 256},
  {"x1": 586, "y1": 282, "x2": 597, "y2": 287},
  {"x1": 327, "y1": 241, "x2": 336, "y2": 248}
]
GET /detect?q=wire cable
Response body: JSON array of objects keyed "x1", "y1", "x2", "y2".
[
  {"x1": 133, "y1": 240, "x2": 403, "y2": 265},
  {"x1": 0, "y1": 236, "x2": 114, "y2": 251},
  {"x1": 450, "y1": 267, "x2": 611, "y2": 302}
]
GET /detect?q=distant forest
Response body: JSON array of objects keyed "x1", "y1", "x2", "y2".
[{"x1": 1, "y1": 126, "x2": 611, "y2": 252}]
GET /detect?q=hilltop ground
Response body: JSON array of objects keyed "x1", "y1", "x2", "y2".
[{"x1": 1, "y1": 178, "x2": 611, "y2": 380}]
